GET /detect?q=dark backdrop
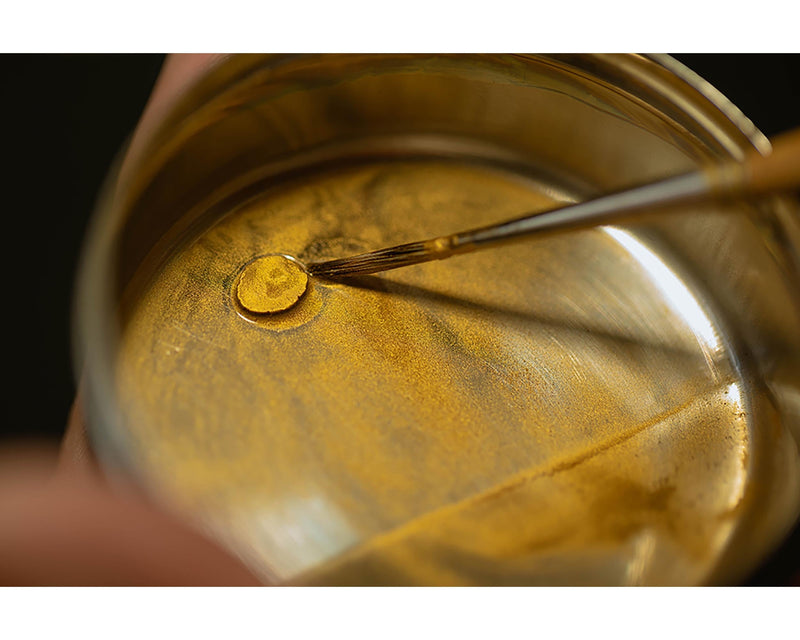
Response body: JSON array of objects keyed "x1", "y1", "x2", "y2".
[
  {"x1": 1, "y1": 54, "x2": 798, "y2": 584},
  {"x1": 2, "y1": 54, "x2": 165, "y2": 441}
]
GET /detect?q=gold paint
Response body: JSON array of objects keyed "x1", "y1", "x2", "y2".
[
  {"x1": 116, "y1": 160, "x2": 752, "y2": 585},
  {"x1": 234, "y1": 280, "x2": 324, "y2": 333},
  {"x1": 235, "y1": 255, "x2": 308, "y2": 314},
  {"x1": 297, "y1": 385, "x2": 748, "y2": 585}
]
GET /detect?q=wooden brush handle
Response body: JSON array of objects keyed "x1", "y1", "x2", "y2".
[{"x1": 744, "y1": 127, "x2": 800, "y2": 195}]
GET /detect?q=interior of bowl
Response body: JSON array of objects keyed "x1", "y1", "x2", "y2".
[{"x1": 78, "y1": 54, "x2": 800, "y2": 585}]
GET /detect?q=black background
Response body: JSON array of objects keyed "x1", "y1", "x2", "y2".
[{"x1": 1, "y1": 54, "x2": 798, "y2": 584}]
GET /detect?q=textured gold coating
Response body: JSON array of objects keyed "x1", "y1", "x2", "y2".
[
  {"x1": 79, "y1": 55, "x2": 800, "y2": 587},
  {"x1": 235, "y1": 255, "x2": 308, "y2": 314},
  {"x1": 116, "y1": 160, "x2": 753, "y2": 585}
]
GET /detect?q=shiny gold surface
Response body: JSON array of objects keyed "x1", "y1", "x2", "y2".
[
  {"x1": 77, "y1": 55, "x2": 800, "y2": 585},
  {"x1": 118, "y1": 160, "x2": 750, "y2": 584},
  {"x1": 235, "y1": 255, "x2": 308, "y2": 314}
]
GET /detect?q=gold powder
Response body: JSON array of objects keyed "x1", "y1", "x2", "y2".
[{"x1": 115, "y1": 160, "x2": 753, "y2": 585}]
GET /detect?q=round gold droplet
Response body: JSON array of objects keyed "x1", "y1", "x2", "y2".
[{"x1": 235, "y1": 255, "x2": 308, "y2": 314}]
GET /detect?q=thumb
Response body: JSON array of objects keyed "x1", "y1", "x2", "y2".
[{"x1": 0, "y1": 446, "x2": 261, "y2": 586}]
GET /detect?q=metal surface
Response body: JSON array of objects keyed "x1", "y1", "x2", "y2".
[{"x1": 75, "y1": 55, "x2": 800, "y2": 585}]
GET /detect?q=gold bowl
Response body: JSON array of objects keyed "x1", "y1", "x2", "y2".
[{"x1": 75, "y1": 55, "x2": 800, "y2": 585}]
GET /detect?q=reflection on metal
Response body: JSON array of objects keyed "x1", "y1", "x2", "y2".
[
  {"x1": 230, "y1": 493, "x2": 360, "y2": 579},
  {"x1": 624, "y1": 529, "x2": 658, "y2": 586},
  {"x1": 603, "y1": 227, "x2": 722, "y2": 354},
  {"x1": 725, "y1": 381, "x2": 743, "y2": 409}
]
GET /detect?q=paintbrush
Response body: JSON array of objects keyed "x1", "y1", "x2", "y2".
[{"x1": 307, "y1": 127, "x2": 800, "y2": 279}]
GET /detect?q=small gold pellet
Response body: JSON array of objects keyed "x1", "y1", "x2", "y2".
[{"x1": 236, "y1": 255, "x2": 308, "y2": 314}]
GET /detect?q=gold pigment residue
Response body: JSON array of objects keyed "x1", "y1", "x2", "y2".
[
  {"x1": 115, "y1": 160, "x2": 751, "y2": 585},
  {"x1": 235, "y1": 255, "x2": 308, "y2": 314}
]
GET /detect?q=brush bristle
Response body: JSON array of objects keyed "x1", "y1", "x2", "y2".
[{"x1": 307, "y1": 241, "x2": 432, "y2": 278}]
